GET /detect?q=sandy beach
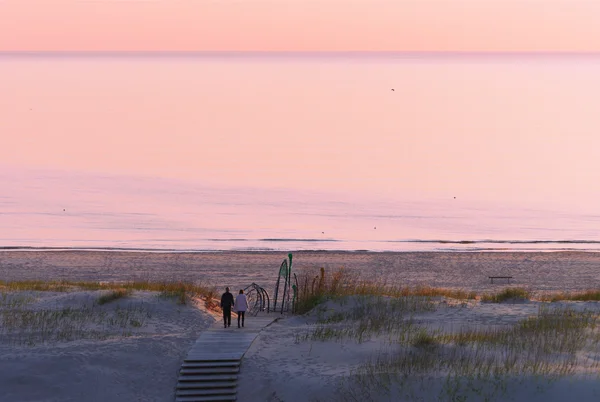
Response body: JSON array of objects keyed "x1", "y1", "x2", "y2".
[
  {"x1": 2, "y1": 250, "x2": 600, "y2": 294},
  {"x1": 1, "y1": 250, "x2": 599, "y2": 401}
]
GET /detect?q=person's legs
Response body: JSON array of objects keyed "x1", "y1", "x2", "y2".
[
  {"x1": 241, "y1": 311, "x2": 245, "y2": 327},
  {"x1": 223, "y1": 307, "x2": 231, "y2": 328},
  {"x1": 237, "y1": 312, "x2": 241, "y2": 328}
]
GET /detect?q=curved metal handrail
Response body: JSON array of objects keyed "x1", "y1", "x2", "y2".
[{"x1": 243, "y1": 283, "x2": 270, "y2": 316}]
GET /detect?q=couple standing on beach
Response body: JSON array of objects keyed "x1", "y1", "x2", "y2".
[{"x1": 220, "y1": 287, "x2": 248, "y2": 328}]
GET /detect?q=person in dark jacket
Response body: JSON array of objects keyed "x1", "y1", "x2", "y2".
[{"x1": 220, "y1": 287, "x2": 234, "y2": 328}]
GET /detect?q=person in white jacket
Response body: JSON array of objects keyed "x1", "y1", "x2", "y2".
[{"x1": 235, "y1": 289, "x2": 248, "y2": 328}]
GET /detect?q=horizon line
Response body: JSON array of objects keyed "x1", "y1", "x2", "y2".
[{"x1": 3, "y1": 50, "x2": 600, "y2": 57}]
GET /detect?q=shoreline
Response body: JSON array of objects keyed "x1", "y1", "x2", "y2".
[{"x1": 2, "y1": 247, "x2": 600, "y2": 253}]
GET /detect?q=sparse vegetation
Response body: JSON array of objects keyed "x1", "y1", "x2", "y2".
[
  {"x1": 294, "y1": 267, "x2": 476, "y2": 315},
  {"x1": 289, "y1": 270, "x2": 599, "y2": 401},
  {"x1": 542, "y1": 289, "x2": 600, "y2": 302},
  {"x1": 337, "y1": 305, "x2": 600, "y2": 402},
  {"x1": 398, "y1": 286, "x2": 477, "y2": 300},
  {"x1": 481, "y1": 287, "x2": 531, "y2": 303},
  {"x1": 412, "y1": 328, "x2": 439, "y2": 349},
  {"x1": 296, "y1": 295, "x2": 435, "y2": 344},
  {"x1": 97, "y1": 288, "x2": 131, "y2": 305},
  {"x1": 0, "y1": 302, "x2": 151, "y2": 346},
  {"x1": 0, "y1": 279, "x2": 221, "y2": 347},
  {"x1": 0, "y1": 280, "x2": 218, "y2": 309},
  {"x1": 0, "y1": 292, "x2": 35, "y2": 308}
]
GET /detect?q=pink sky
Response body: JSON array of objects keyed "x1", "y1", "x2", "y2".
[{"x1": 2, "y1": 0, "x2": 600, "y2": 52}]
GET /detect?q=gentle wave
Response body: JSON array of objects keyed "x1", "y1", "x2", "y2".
[
  {"x1": 3, "y1": 238, "x2": 600, "y2": 254},
  {"x1": 397, "y1": 240, "x2": 600, "y2": 245},
  {"x1": 204, "y1": 238, "x2": 340, "y2": 242}
]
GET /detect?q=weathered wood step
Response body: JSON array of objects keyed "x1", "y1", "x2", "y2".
[
  {"x1": 177, "y1": 381, "x2": 236, "y2": 390},
  {"x1": 176, "y1": 395, "x2": 236, "y2": 402},
  {"x1": 175, "y1": 315, "x2": 277, "y2": 401},
  {"x1": 182, "y1": 361, "x2": 240, "y2": 369},
  {"x1": 176, "y1": 388, "x2": 237, "y2": 397},
  {"x1": 184, "y1": 357, "x2": 241, "y2": 362},
  {"x1": 180, "y1": 367, "x2": 239, "y2": 375},
  {"x1": 179, "y1": 375, "x2": 237, "y2": 382}
]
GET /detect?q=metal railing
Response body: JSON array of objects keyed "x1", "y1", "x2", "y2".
[{"x1": 243, "y1": 283, "x2": 270, "y2": 316}]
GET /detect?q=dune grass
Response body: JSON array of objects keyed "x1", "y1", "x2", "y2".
[
  {"x1": 0, "y1": 279, "x2": 219, "y2": 346},
  {"x1": 0, "y1": 302, "x2": 151, "y2": 346},
  {"x1": 337, "y1": 305, "x2": 600, "y2": 402},
  {"x1": 290, "y1": 269, "x2": 599, "y2": 401},
  {"x1": 0, "y1": 292, "x2": 35, "y2": 308},
  {"x1": 97, "y1": 288, "x2": 132, "y2": 305},
  {"x1": 296, "y1": 295, "x2": 435, "y2": 344},
  {"x1": 481, "y1": 287, "x2": 531, "y2": 303},
  {"x1": 293, "y1": 267, "x2": 476, "y2": 315},
  {"x1": 439, "y1": 305, "x2": 597, "y2": 353},
  {"x1": 542, "y1": 289, "x2": 600, "y2": 302},
  {"x1": 397, "y1": 286, "x2": 477, "y2": 300},
  {"x1": 0, "y1": 279, "x2": 218, "y2": 309},
  {"x1": 293, "y1": 268, "x2": 596, "y2": 310}
]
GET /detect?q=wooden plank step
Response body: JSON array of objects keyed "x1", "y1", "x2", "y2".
[
  {"x1": 176, "y1": 396, "x2": 236, "y2": 402},
  {"x1": 176, "y1": 388, "x2": 237, "y2": 397},
  {"x1": 182, "y1": 362, "x2": 240, "y2": 368},
  {"x1": 184, "y1": 356, "x2": 241, "y2": 361},
  {"x1": 180, "y1": 367, "x2": 239, "y2": 375},
  {"x1": 179, "y1": 375, "x2": 237, "y2": 382},
  {"x1": 177, "y1": 381, "x2": 236, "y2": 390},
  {"x1": 185, "y1": 357, "x2": 243, "y2": 362}
]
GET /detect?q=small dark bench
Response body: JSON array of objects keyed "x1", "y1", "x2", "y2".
[{"x1": 489, "y1": 276, "x2": 513, "y2": 284}]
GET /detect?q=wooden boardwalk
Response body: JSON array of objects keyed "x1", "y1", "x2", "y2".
[{"x1": 175, "y1": 314, "x2": 277, "y2": 402}]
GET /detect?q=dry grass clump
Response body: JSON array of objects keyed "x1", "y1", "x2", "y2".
[
  {"x1": 0, "y1": 280, "x2": 218, "y2": 309},
  {"x1": 481, "y1": 287, "x2": 531, "y2": 303},
  {"x1": 397, "y1": 286, "x2": 477, "y2": 300},
  {"x1": 0, "y1": 280, "x2": 71, "y2": 292},
  {"x1": 294, "y1": 267, "x2": 476, "y2": 314},
  {"x1": 97, "y1": 288, "x2": 132, "y2": 305},
  {"x1": 542, "y1": 289, "x2": 600, "y2": 302},
  {"x1": 294, "y1": 267, "x2": 359, "y2": 314}
]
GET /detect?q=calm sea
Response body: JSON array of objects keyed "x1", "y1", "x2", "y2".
[{"x1": 2, "y1": 52, "x2": 600, "y2": 252}]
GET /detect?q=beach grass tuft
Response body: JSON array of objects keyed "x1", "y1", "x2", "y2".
[
  {"x1": 542, "y1": 289, "x2": 600, "y2": 302},
  {"x1": 481, "y1": 287, "x2": 531, "y2": 303},
  {"x1": 97, "y1": 288, "x2": 131, "y2": 305}
]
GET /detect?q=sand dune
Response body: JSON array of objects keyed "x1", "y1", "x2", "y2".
[
  {"x1": 0, "y1": 290, "x2": 215, "y2": 402},
  {"x1": 1, "y1": 251, "x2": 599, "y2": 401},
  {"x1": 238, "y1": 297, "x2": 600, "y2": 401}
]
